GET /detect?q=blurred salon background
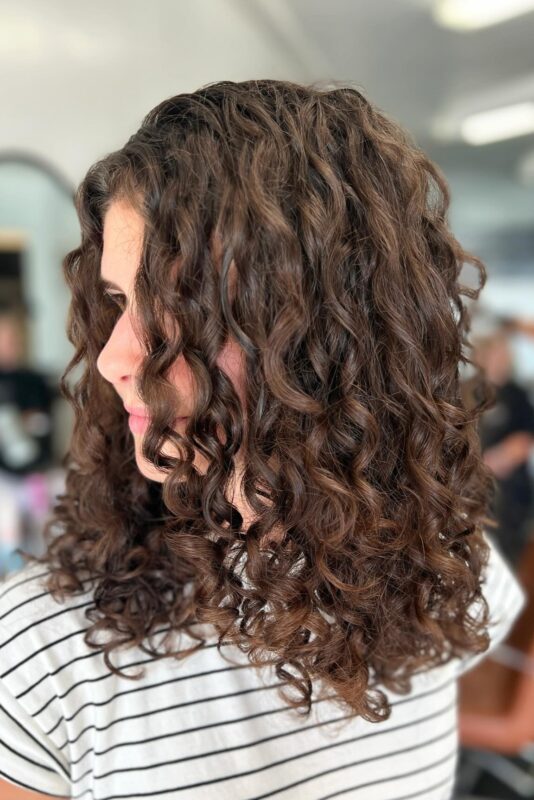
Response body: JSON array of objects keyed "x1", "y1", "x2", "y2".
[{"x1": 1, "y1": 1, "x2": 534, "y2": 797}]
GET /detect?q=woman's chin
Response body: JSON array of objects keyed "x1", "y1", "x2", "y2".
[
  {"x1": 138, "y1": 459, "x2": 166, "y2": 483},
  {"x1": 132, "y1": 437, "x2": 166, "y2": 482}
]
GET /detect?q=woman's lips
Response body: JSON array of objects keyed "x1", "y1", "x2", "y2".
[{"x1": 127, "y1": 414, "x2": 189, "y2": 434}]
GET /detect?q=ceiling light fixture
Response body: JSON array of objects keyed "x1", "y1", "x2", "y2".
[
  {"x1": 434, "y1": 0, "x2": 534, "y2": 30},
  {"x1": 460, "y1": 102, "x2": 534, "y2": 144}
]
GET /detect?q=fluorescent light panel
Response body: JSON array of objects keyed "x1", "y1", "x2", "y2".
[
  {"x1": 460, "y1": 102, "x2": 534, "y2": 144},
  {"x1": 435, "y1": 0, "x2": 534, "y2": 30}
]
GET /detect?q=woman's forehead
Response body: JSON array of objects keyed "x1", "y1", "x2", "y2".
[
  {"x1": 100, "y1": 198, "x2": 238, "y2": 300},
  {"x1": 101, "y1": 200, "x2": 144, "y2": 286}
]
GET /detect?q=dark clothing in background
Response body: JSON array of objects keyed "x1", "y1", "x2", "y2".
[
  {"x1": 0, "y1": 367, "x2": 54, "y2": 475},
  {"x1": 479, "y1": 379, "x2": 534, "y2": 568}
]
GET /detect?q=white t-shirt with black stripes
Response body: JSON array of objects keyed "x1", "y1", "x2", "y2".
[{"x1": 0, "y1": 531, "x2": 526, "y2": 800}]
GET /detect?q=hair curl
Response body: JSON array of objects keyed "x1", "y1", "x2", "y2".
[{"x1": 21, "y1": 78, "x2": 499, "y2": 725}]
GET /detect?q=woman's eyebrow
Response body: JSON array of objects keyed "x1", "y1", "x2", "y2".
[{"x1": 100, "y1": 277, "x2": 124, "y2": 292}]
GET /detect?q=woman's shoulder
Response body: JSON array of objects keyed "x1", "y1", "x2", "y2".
[
  {"x1": 0, "y1": 560, "x2": 95, "y2": 639},
  {"x1": 0, "y1": 562, "x2": 82, "y2": 797},
  {"x1": 0, "y1": 560, "x2": 97, "y2": 725},
  {"x1": 454, "y1": 530, "x2": 528, "y2": 676}
]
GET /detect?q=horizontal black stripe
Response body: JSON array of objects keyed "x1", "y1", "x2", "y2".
[
  {"x1": 0, "y1": 564, "x2": 95, "y2": 604},
  {"x1": 242, "y1": 728, "x2": 458, "y2": 800},
  {"x1": 1, "y1": 625, "x2": 91, "y2": 680},
  {"x1": 72, "y1": 702, "x2": 358, "y2": 785},
  {"x1": 0, "y1": 599, "x2": 94, "y2": 650},
  {"x1": 77, "y1": 697, "x2": 456, "y2": 787},
  {"x1": 0, "y1": 766, "x2": 68, "y2": 798},
  {"x1": 395, "y1": 774, "x2": 455, "y2": 800},
  {"x1": 17, "y1": 624, "x2": 175, "y2": 700},
  {"x1": 16, "y1": 647, "x2": 102, "y2": 700},
  {"x1": 57, "y1": 657, "x2": 253, "y2": 723},
  {"x1": 319, "y1": 773, "x2": 455, "y2": 800},
  {"x1": 66, "y1": 678, "x2": 453, "y2": 781},
  {"x1": 0, "y1": 573, "x2": 91, "y2": 621},
  {"x1": 0, "y1": 587, "x2": 50, "y2": 622},
  {"x1": 45, "y1": 714, "x2": 64, "y2": 738},
  {"x1": 44, "y1": 647, "x2": 244, "y2": 737},
  {"x1": 71, "y1": 682, "x2": 310, "y2": 780},
  {"x1": 0, "y1": 702, "x2": 70, "y2": 779},
  {"x1": 41, "y1": 639, "x2": 236, "y2": 713},
  {"x1": 69, "y1": 694, "x2": 325, "y2": 768},
  {"x1": 49, "y1": 644, "x2": 454, "y2": 742},
  {"x1": 32, "y1": 689, "x2": 58, "y2": 718},
  {"x1": 70, "y1": 719, "x2": 457, "y2": 800},
  {"x1": 26, "y1": 625, "x2": 216, "y2": 708},
  {"x1": 66, "y1": 671, "x2": 455, "y2": 770},
  {"x1": 315, "y1": 748, "x2": 457, "y2": 800},
  {"x1": 54, "y1": 673, "x2": 275, "y2": 749},
  {"x1": 1, "y1": 733, "x2": 58, "y2": 774},
  {"x1": 0, "y1": 568, "x2": 50, "y2": 601},
  {"x1": 1, "y1": 589, "x2": 211, "y2": 663}
]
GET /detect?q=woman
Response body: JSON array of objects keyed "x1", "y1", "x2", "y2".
[{"x1": 0, "y1": 79, "x2": 526, "y2": 800}]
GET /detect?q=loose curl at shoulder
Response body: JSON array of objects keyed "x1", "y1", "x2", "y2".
[{"x1": 22, "y1": 78, "x2": 499, "y2": 724}]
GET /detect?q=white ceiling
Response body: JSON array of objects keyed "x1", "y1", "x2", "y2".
[{"x1": 1, "y1": 0, "x2": 534, "y2": 240}]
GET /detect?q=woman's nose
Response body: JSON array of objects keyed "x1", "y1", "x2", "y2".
[{"x1": 96, "y1": 312, "x2": 143, "y2": 388}]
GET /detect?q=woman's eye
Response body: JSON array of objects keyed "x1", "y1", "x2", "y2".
[{"x1": 104, "y1": 291, "x2": 126, "y2": 310}]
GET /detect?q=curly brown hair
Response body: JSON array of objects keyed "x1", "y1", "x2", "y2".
[{"x1": 21, "y1": 78, "x2": 499, "y2": 725}]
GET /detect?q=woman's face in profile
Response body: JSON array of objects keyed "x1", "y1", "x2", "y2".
[{"x1": 95, "y1": 199, "x2": 247, "y2": 484}]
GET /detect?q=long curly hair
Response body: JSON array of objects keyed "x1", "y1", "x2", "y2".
[{"x1": 21, "y1": 78, "x2": 498, "y2": 725}]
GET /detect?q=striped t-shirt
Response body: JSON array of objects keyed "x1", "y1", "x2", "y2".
[{"x1": 0, "y1": 531, "x2": 526, "y2": 800}]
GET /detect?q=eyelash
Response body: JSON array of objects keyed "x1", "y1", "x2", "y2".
[{"x1": 104, "y1": 290, "x2": 126, "y2": 310}]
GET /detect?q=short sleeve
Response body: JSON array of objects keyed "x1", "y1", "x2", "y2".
[
  {"x1": 0, "y1": 564, "x2": 71, "y2": 797},
  {"x1": 0, "y1": 674, "x2": 70, "y2": 797},
  {"x1": 454, "y1": 531, "x2": 528, "y2": 677}
]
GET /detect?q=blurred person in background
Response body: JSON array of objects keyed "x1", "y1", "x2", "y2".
[
  {"x1": 0, "y1": 302, "x2": 54, "y2": 475},
  {"x1": 0, "y1": 302, "x2": 55, "y2": 576},
  {"x1": 474, "y1": 324, "x2": 534, "y2": 569}
]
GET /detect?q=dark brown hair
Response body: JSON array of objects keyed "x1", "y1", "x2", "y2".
[{"x1": 22, "y1": 78, "x2": 498, "y2": 724}]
